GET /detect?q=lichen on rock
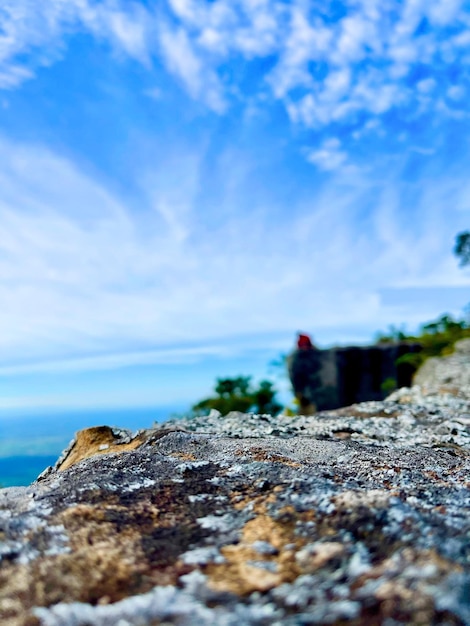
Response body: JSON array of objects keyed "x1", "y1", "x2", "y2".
[{"x1": 1, "y1": 363, "x2": 470, "y2": 625}]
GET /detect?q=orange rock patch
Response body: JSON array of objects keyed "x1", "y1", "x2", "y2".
[
  {"x1": 206, "y1": 513, "x2": 303, "y2": 595},
  {"x1": 58, "y1": 426, "x2": 145, "y2": 471}
]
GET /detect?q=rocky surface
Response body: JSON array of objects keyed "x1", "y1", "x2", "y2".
[
  {"x1": 1, "y1": 373, "x2": 470, "y2": 624},
  {"x1": 414, "y1": 338, "x2": 470, "y2": 390}
]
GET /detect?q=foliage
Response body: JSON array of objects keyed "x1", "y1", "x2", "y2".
[
  {"x1": 375, "y1": 325, "x2": 408, "y2": 343},
  {"x1": 376, "y1": 313, "x2": 470, "y2": 376},
  {"x1": 454, "y1": 231, "x2": 470, "y2": 267},
  {"x1": 380, "y1": 377, "x2": 397, "y2": 395},
  {"x1": 251, "y1": 380, "x2": 284, "y2": 415},
  {"x1": 192, "y1": 376, "x2": 283, "y2": 416}
]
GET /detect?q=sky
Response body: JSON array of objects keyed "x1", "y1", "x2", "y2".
[{"x1": 0, "y1": 0, "x2": 470, "y2": 415}]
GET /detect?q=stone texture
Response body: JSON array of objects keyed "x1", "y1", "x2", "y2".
[
  {"x1": 414, "y1": 338, "x2": 470, "y2": 391},
  {"x1": 1, "y1": 377, "x2": 470, "y2": 624}
]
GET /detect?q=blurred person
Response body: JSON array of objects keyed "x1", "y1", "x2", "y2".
[{"x1": 288, "y1": 332, "x2": 322, "y2": 415}]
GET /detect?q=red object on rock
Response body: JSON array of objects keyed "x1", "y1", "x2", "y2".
[{"x1": 297, "y1": 333, "x2": 313, "y2": 350}]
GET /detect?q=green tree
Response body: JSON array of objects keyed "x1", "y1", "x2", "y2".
[
  {"x1": 375, "y1": 325, "x2": 407, "y2": 343},
  {"x1": 380, "y1": 377, "x2": 397, "y2": 395},
  {"x1": 376, "y1": 312, "x2": 470, "y2": 377},
  {"x1": 454, "y1": 231, "x2": 470, "y2": 267},
  {"x1": 251, "y1": 381, "x2": 283, "y2": 415},
  {"x1": 215, "y1": 376, "x2": 251, "y2": 398},
  {"x1": 192, "y1": 376, "x2": 283, "y2": 416}
]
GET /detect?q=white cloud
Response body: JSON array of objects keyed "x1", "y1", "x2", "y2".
[
  {"x1": 168, "y1": 0, "x2": 279, "y2": 57},
  {"x1": 232, "y1": 1, "x2": 280, "y2": 56},
  {"x1": 409, "y1": 146, "x2": 435, "y2": 155},
  {"x1": 0, "y1": 132, "x2": 466, "y2": 372},
  {"x1": 306, "y1": 138, "x2": 348, "y2": 171},
  {"x1": 334, "y1": 15, "x2": 378, "y2": 63},
  {"x1": 323, "y1": 67, "x2": 352, "y2": 105},
  {"x1": 417, "y1": 78, "x2": 436, "y2": 93},
  {"x1": 447, "y1": 84, "x2": 465, "y2": 100},
  {"x1": 287, "y1": 68, "x2": 404, "y2": 128},
  {"x1": 81, "y1": 2, "x2": 151, "y2": 64},
  {"x1": 0, "y1": 1, "x2": 66, "y2": 78},
  {"x1": 1, "y1": 1, "x2": 470, "y2": 141},
  {"x1": 0, "y1": 64, "x2": 33, "y2": 89},
  {"x1": 158, "y1": 23, "x2": 226, "y2": 111},
  {"x1": 0, "y1": 0, "x2": 152, "y2": 88},
  {"x1": 158, "y1": 24, "x2": 204, "y2": 91},
  {"x1": 0, "y1": 4, "x2": 470, "y2": 376},
  {"x1": 428, "y1": 0, "x2": 463, "y2": 26},
  {"x1": 168, "y1": 0, "x2": 205, "y2": 25},
  {"x1": 0, "y1": 344, "x2": 240, "y2": 376},
  {"x1": 269, "y1": 9, "x2": 331, "y2": 99},
  {"x1": 452, "y1": 29, "x2": 470, "y2": 48}
]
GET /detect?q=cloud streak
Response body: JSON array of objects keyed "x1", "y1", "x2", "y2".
[
  {"x1": 0, "y1": 2, "x2": 469, "y2": 381},
  {"x1": 0, "y1": 0, "x2": 152, "y2": 90},
  {"x1": 158, "y1": 0, "x2": 470, "y2": 138},
  {"x1": 2, "y1": 1, "x2": 470, "y2": 131},
  {"x1": 0, "y1": 132, "x2": 467, "y2": 372}
]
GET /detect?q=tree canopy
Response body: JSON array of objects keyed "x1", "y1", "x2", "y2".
[
  {"x1": 375, "y1": 312, "x2": 470, "y2": 379},
  {"x1": 454, "y1": 231, "x2": 470, "y2": 267},
  {"x1": 192, "y1": 376, "x2": 283, "y2": 416}
]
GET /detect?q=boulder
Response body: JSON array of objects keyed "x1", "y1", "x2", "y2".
[
  {"x1": 288, "y1": 342, "x2": 423, "y2": 411},
  {"x1": 414, "y1": 338, "x2": 470, "y2": 391},
  {"x1": 1, "y1": 386, "x2": 470, "y2": 625}
]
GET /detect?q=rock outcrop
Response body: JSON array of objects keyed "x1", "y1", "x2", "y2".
[
  {"x1": 1, "y1": 372, "x2": 470, "y2": 624},
  {"x1": 414, "y1": 338, "x2": 470, "y2": 391},
  {"x1": 290, "y1": 342, "x2": 422, "y2": 411}
]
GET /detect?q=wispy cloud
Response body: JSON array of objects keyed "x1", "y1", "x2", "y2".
[
  {"x1": 0, "y1": 2, "x2": 469, "y2": 381},
  {"x1": 0, "y1": 0, "x2": 152, "y2": 90},
  {"x1": 306, "y1": 138, "x2": 348, "y2": 171},
  {"x1": 0, "y1": 131, "x2": 467, "y2": 372},
  {"x1": 159, "y1": 0, "x2": 470, "y2": 130},
  {"x1": 1, "y1": 2, "x2": 470, "y2": 139},
  {"x1": 0, "y1": 64, "x2": 33, "y2": 89},
  {"x1": 0, "y1": 345, "x2": 243, "y2": 377},
  {"x1": 80, "y1": 1, "x2": 151, "y2": 64},
  {"x1": 158, "y1": 23, "x2": 226, "y2": 111}
]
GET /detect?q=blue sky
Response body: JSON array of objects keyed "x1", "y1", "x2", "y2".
[{"x1": 0, "y1": 0, "x2": 470, "y2": 414}]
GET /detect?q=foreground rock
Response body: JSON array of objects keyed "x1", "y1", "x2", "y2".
[{"x1": 1, "y1": 388, "x2": 470, "y2": 625}]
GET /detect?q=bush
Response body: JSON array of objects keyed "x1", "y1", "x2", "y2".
[
  {"x1": 192, "y1": 376, "x2": 283, "y2": 416},
  {"x1": 376, "y1": 313, "x2": 470, "y2": 377},
  {"x1": 381, "y1": 377, "x2": 397, "y2": 395}
]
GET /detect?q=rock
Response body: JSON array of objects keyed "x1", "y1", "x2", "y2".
[
  {"x1": 1, "y1": 386, "x2": 470, "y2": 625},
  {"x1": 455, "y1": 339, "x2": 470, "y2": 355},
  {"x1": 288, "y1": 342, "x2": 422, "y2": 411},
  {"x1": 414, "y1": 338, "x2": 470, "y2": 391},
  {"x1": 413, "y1": 339, "x2": 470, "y2": 394}
]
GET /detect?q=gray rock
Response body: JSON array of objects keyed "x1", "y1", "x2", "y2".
[
  {"x1": 414, "y1": 338, "x2": 470, "y2": 390},
  {"x1": 1, "y1": 381, "x2": 470, "y2": 625}
]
